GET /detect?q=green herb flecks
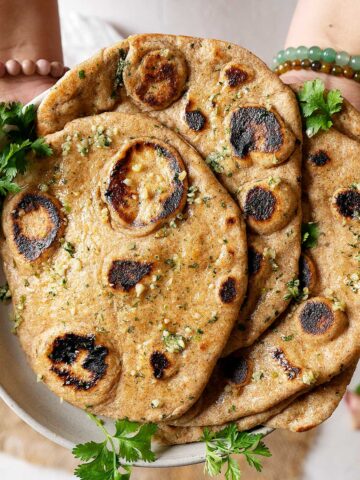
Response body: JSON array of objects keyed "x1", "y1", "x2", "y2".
[
  {"x1": 0, "y1": 102, "x2": 52, "y2": 197},
  {"x1": 355, "y1": 384, "x2": 360, "y2": 395},
  {"x1": 205, "y1": 148, "x2": 230, "y2": 173},
  {"x1": 297, "y1": 79, "x2": 343, "y2": 137},
  {"x1": 203, "y1": 424, "x2": 271, "y2": 480},
  {"x1": 302, "y1": 222, "x2": 320, "y2": 249},
  {"x1": 0, "y1": 282, "x2": 11, "y2": 301},
  {"x1": 162, "y1": 330, "x2": 186, "y2": 353},
  {"x1": 113, "y1": 49, "x2": 129, "y2": 94},
  {"x1": 284, "y1": 278, "x2": 308, "y2": 302},
  {"x1": 73, "y1": 414, "x2": 157, "y2": 480},
  {"x1": 63, "y1": 241, "x2": 76, "y2": 257},
  {"x1": 78, "y1": 70, "x2": 86, "y2": 79}
]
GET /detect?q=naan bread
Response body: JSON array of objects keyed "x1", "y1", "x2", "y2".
[
  {"x1": 154, "y1": 363, "x2": 355, "y2": 444},
  {"x1": 1, "y1": 112, "x2": 247, "y2": 422},
  {"x1": 37, "y1": 34, "x2": 302, "y2": 351},
  {"x1": 266, "y1": 364, "x2": 356, "y2": 432},
  {"x1": 170, "y1": 96, "x2": 360, "y2": 427}
]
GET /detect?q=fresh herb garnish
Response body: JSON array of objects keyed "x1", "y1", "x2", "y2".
[
  {"x1": 202, "y1": 424, "x2": 271, "y2": 480},
  {"x1": 302, "y1": 222, "x2": 320, "y2": 249},
  {"x1": 297, "y1": 79, "x2": 343, "y2": 137},
  {"x1": 73, "y1": 414, "x2": 157, "y2": 480},
  {"x1": 78, "y1": 70, "x2": 86, "y2": 79},
  {"x1": 0, "y1": 282, "x2": 11, "y2": 302},
  {"x1": 355, "y1": 384, "x2": 360, "y2": 395},
  {"x1": 0, "y1": 102, "x2": 52, "y2": 197}
]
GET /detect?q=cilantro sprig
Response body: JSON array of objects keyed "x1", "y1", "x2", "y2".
[
  {"x1": 297, "y1": 79, "x2": 343, "y2": 137},
  {"x1": 202, "y1": 424, "x2": 271, "y2": 480},
  {"x1": 0, "y1": 102, "x2": 52, "y2": 197},
  {"x1": 73, "y1": 414, "x2": 157, "y2": 480}
]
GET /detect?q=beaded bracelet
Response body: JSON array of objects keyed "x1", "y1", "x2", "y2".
[
  {"x1": 272, "y1": 46, "x2": 360, "y2": 82},
  {"x1": 0, "y1": 59, "x2": 69, "y2": 79}
]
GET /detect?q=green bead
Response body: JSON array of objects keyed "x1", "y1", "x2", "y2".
[
  {"x1": 308, "y1": 46, "x2": 322, "y2": 61},
  {"x1": 296, "y1": 46, "x2": 308, "y2": 60},
  {"x1": 285, "y1": 47, "x2": 297, "y2": 61},
  {"x1": 272, "y1": 57, "x2": 279, "y2": 69},
  {"x1": 350, "y1": 55, "x2": 360, "y2": 71},
  {"x1": 322, "y1": 48, "x2": 336, "y2": 63},
  {"x1": 336, "y1": 51, "x2": 350, "y2": 66},
  {"x1": 277, "y1": 49, "x2": 285, "y2": 63}
]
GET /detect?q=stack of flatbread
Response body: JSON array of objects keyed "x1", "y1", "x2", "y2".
[{"x1": 1, "y1": 34, "x2": 359, "y2": 442}]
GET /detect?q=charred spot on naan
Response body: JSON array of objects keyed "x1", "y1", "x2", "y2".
[
  {"x1": 48, "y1": 333, "x2": 108, "y2": 390},
  {"x1": 108, "y1": 260, "x2": 152, "y2": 291},
  {"x1": 150, "y1": 351, "x2": 170, "y2": 379},
  {"x1": 332, "y1": 187, "x2": 360, "y2": 221},
  {"x1": 299, "y1": 300, "x2": 334, "y2": 335},
  {"x1": 299, "y1": 253, "x2": 317, "y2": 293},
  {"x1": 308, "y1": 150, "x2": 331, "y2": 167},
  {"x1": 35, "y1": 328, "x2": 120, "y2": 406},
  {"x1": 239, "y1": 180, "x2": 297, "y2": 235},
  {"x1": 248, "y1": 247, "x2": 264, "y2": 276},
  {"x1": 219, "y1": 277, "x2": 237, "y2": 303},
  {"x1": 244, "y1": 186, "x2": 276, "y2": 221},
  {"x1": 296, "y1": 297, "x2": 348, "y2": 343},
  {"x1": 8, "y1": 190, "x2": 65, "y2": 262},
  {"x1": 219, "y1": 352, "x2": 252, "y2": 387},
  {"x1": 104, "y1": 138, "x2": 188, "y2": 236},
  {"x1": 184, "y1": 101, "x2": 206, "y2": 132},
  {"x1": 272, "y1": 348, "x2": 301, "y2": 380},
  {"x1": 220, "y1": 62, "x2": 254, "y2": 88},
  {"x1": 123, "y1": 48, "x2": 188, "y2": 111},
  {"x1": 229, "y1": 105, "x2": 296, "y2": 167}
]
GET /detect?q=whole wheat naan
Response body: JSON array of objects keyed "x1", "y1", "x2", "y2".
[
  {"x1": 37, "y1": 34, "x2": 302, "y2": 351},
  {"x1": 154, "y1": 362, "x2": 356, "y2": 444},
  {"x1": 266, "y1": 364, "x2": 356, "y2": 432},
  {"x1": 1, "y1": 112, "x2": 247, "y2": 422},
  {"x1": 170, "y1": 96, "x2": 360, "y2": 427}
]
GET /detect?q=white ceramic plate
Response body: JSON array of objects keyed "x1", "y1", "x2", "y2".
[{"x1": 0, "y1": 91, "x2": 273, "y2": 467}]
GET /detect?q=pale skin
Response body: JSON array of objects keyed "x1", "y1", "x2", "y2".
[
  {"x1": 1, "y1": 0, "x2": 360, "y2": 109},
  {"x1": 0, "y1": 0, "x2": 62, "y2": 103},
  {"x1": 281, "y1": 0, "x2": 360, "y2": 110}
]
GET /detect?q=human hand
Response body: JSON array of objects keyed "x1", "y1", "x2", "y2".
[{"x1": 0, "y1": 75, "x2": 57, "y2": 104}]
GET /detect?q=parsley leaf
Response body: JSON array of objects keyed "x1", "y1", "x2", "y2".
[
  {"x1": 302, "y1": 222, "x2": 320, "y2": 249},
  {"x1": 115, "y1": 419, "x2": 157, "y2": 463},
  {"x1": 297, "y1": 79, "x2": 343, "y2": 137},
  {"x1": 0, "y1": 102, "x2": 53, "y2": 198},
  {"x1": 355, "y1": 384, "x2": 360, "y2": 395},
  {"x1": 202, "y1": 424, "x2": 271, "y2": 480},
  {"x1": 73, "y1": 414, "x2": 157, "y2": 480}
]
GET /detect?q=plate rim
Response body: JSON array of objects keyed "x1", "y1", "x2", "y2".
[{"x1": 0, "y1": 88, "x2": 274, "y2": 468}]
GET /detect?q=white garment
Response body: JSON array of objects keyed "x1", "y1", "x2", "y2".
[{"x1": 58, "y1": 0, "x2": 297, "y2": 65}]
